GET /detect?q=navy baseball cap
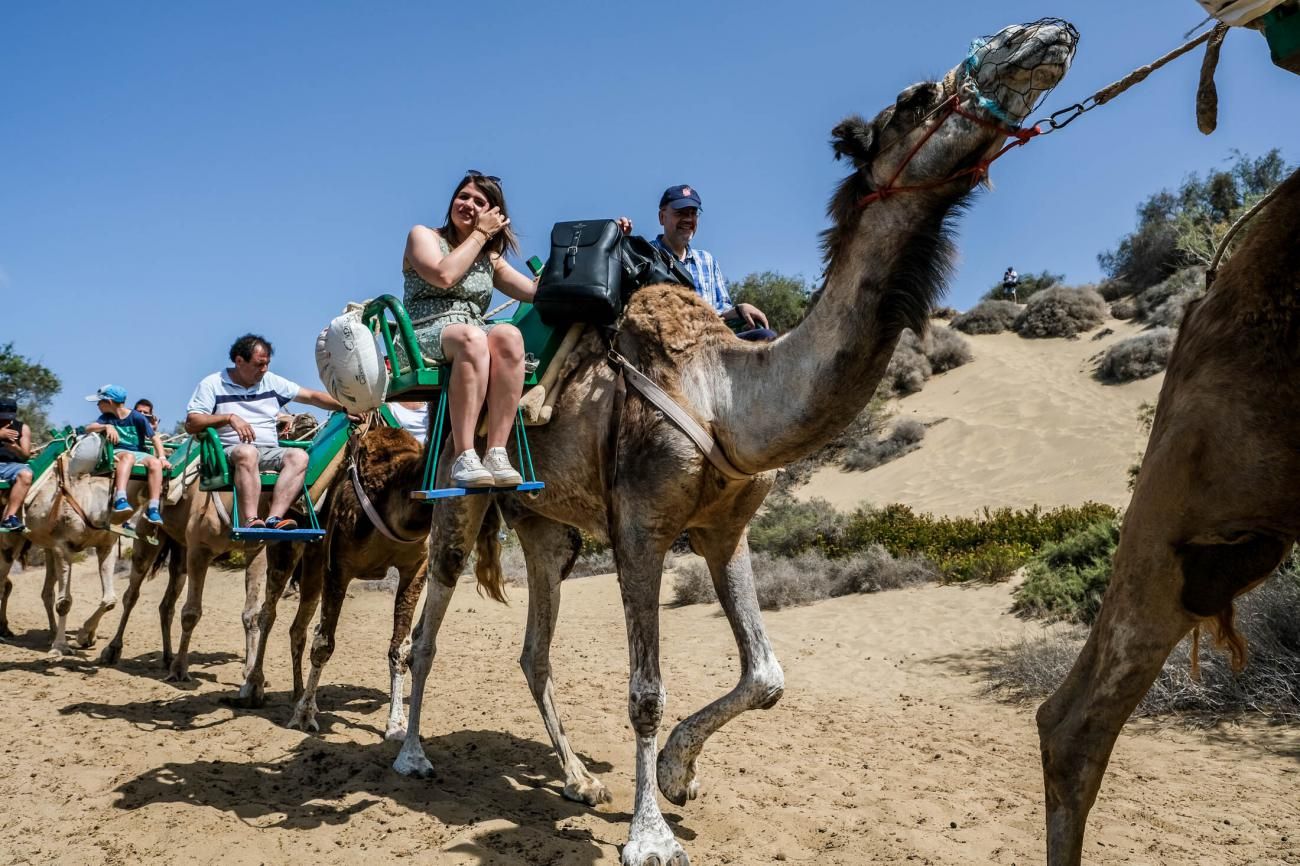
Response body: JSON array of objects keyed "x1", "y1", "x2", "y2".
[{"x1": 659, "y1": 184, "x2": 702, "y2": 211}]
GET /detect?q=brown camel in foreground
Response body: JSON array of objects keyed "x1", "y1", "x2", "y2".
[
  {"x1": 1037, "y1": 166, "x2": 1300, "y2": 865},
  {"x1": 394, "y1": 21, "x2": 1078, "y2": 865},
  {"x1": 285, "y1": 423, "x2": 434, "y2": 737}
]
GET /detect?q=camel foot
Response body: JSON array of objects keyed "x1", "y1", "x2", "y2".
[
  {"x1": 224, "y1": 683, "x2": 267, "y2": 709},
  {"x1": 393, "y1": 743, "x2": 436, "y2": 779},
  {"x1": 98, "y1": 643, "x2": 123, "y2": 665},
  {"x1": 622, "y1": 831, "x2": 689, "y2": 866},
  {"x1": 656, "y1": 750, "x2": 700, "y2": 807},
  {"x1": 46, "y1": 644, "x2": 73, "y2": 660},
  {"x1": 0, "y1": 622, "x2": 14, "y2": 640},
  {"x1": 286, "y1": 700, "x2": 319, "y2": 733},
  {"x1": 164, "y1": 660, "x2": 192, "y2": 683},
  {"x1": 563, "y1": 775, "x2": 613, "y2": 807},
  {"x1": 161, "y1": 651, "x2": 174, "y2": 670},
  {"x1": 74, "y1": 629, "x2": 97, "y2": 649},
  {"x1": 384, "y1": 721, "x2": 408, "y2": 742}
]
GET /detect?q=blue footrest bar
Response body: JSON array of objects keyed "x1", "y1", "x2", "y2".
[{"x1": 411, "y1": 481, "x2": 546, "y2": 502}]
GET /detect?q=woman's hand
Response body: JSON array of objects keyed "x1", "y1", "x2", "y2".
[
  {"x1": 616, "y1": 216, "x2": 633, "y2": 235},
  {"x1": 475, "y1": 207, "x2": 510, "y2": 239}
]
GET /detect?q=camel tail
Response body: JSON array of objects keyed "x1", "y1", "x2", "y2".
[
  {"x1": 473, "y1": 503, "x2": 509, "y2": 605},
  {"x1": 147, "y1": 534, "x2": 183, "y2": 581}
]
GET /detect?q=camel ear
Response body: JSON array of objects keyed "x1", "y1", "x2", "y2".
[{"x1": 830, "y1": 115, "x2": 878, "y2": 167}]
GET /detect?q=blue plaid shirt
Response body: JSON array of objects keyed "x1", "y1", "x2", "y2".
[{"x1": 651, "y1": 235, "x2": 732, "y2": 315}]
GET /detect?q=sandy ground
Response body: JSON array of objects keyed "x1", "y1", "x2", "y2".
[
  {"x1": 799, "y1": 319, "x2": 1165, "y2": 516},
  {"x1": 0, "y1": 559, "x2": 1297, "y2": 866}
]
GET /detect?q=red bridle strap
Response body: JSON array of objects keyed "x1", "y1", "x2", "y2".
[{"x1": 856, "y1": 95, "x2": 1042, "y2": 209}]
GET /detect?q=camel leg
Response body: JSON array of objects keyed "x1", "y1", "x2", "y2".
[
  {"x1": 515, "y1": 515, "x2": 611, "y2": 806},
  {"x1": 658, "y1": 529, "x2": 783, "y2": 806},
  {"x1": 75, "y1": 542, "x2": 119, "y2": 648},
  {"x1": 100, "y1": 539, "x2": 164, "y2": 663},
  {"x1": 288, "y1": 564, "x2": 347, "y2": 733},
  {"x1": 288, "y1": 547, "x2": 325, "y2": 702},
  {"x1": 384, "y1": 561, "x2": 429, "y2": 741},
  {"x1": 615, "y1": 537, "x2": 689, "y2": 866},
  {"x1": 233, "y1": 543, "x2": 299, "y2": 708},
  {"x1": 40, "y1": 555, "x2": 57, "y2": 636},
  {"x1": 167, "y1": 545, "x2": 216, "y2": 682},
  {"x1": 47, "y1": 549, "x2": 76, "y2": 657},
  {"x1": 0, "y1": 543, "x2": 17, "y2": 640},
  {"x1": 238, "y1": 546, "x2": 269, "y2": 686},
  {"x1": 1036, "y1": 569, "x2": 1192, "y2": 866},
  {"x1": 394, "y1": 497, "x2": 487, "y2": 777},
  {"x1": 158, "y1": 546, "x2": 186, "y2": 668}
]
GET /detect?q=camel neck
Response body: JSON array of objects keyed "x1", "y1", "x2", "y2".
[{"x1": 714, "y1": 198, "x2": 954, "y2": 473}]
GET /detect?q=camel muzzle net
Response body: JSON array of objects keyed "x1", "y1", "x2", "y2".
[{"x1": 960, "y1": 18, "x2": 1079, "y2": 126}]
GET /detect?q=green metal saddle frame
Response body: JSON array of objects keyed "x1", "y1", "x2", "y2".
[
  {"x1": 0, "y1": 430, "x2": 73, "y2": 492},
  {"x1": 196, "y1": 411, "x2": 351, "y2": 542},
  {"x1": 361, "y1": 294, "x2": 549, "y2": 500}
]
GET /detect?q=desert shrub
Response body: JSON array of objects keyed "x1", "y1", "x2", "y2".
[
  {"x1": 570, "y1": 548, "x2": 615, "y2": 578},
  {"x1": 748, "y1": 495, "x2": 845, "y2": 558},
  {"x1": 213, "y1": 549, "x2": 248, "y2": 570},
  {"x1": 1133, "y1": 265, "x2": 1204, "y2": 328},
  {"x1": 1014, "y1": 286, "x2": 1109, "y2": 339},
  {"x1": 878, "y1": 327, "x2": 972, "y2": 397},
  {"x1": 1126, "y1": 401, "x2": 1157, "y2": 491},
  {"x1": 843, "y1": 419, "x2": 925, "y2": 471},
  {"x1": 730, "y1": 271, "x2": 813, "y2": 333},
  {"x1": 880, "y1": 330, "x2": 931, "y2": 396},
  {"x1": 772, "y1": 398, "x2": 893, "y2": 493},
  {"x1": 991, "y1": 552, "x2": 1300, "y2": 723},
  {"x1": 1012, "y1": 518, "x2": 1120, "y2": 624},
  {"x1": 951, "y1": 300, "x2": 1021, "y2": 335},
  {"x1": 932, "y1": 306, "x2": 958, "y2": 320},
  {"x1": 836, "y1": 502, "x2": 1118, "y2": 583},
  {"x1": 925, "y1": 325, "x2": 973, "y2": 373},
  {"x1": 981, "y1": 270, "x2": 1063, "y2": 304},
  {"x1": 1109, "y1": 297, "x2": 1138, "y2": 320},
  {"x1": 669, "y1": 546, "x2": 939, "y2": 610},
  {"x1": 1097, "y1": 328, "x2": 1174, "y2": 384}
]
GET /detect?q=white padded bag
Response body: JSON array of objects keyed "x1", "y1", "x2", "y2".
[
  {"x1": 1196, "y1": 0, "x2": 1287, "y2": 25},
  {"x1": 316, "y1": 304, "x2": 388, "y2": 413},
  {"x1": 66, "y1": 433, "x2": 104, "y2": 477}
]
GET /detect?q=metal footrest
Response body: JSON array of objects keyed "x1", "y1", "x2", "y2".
[
  {"x1": 411, "y1": 481, "x2": 545, "y2": 501},
  {"x1": 229, "y1": 527, "x2": 328, "y2": 543}
]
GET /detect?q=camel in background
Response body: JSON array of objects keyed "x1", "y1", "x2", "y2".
[
  {"x1": 286, "y1": 422, "x2": 432, "y2": 738},
  {"x1": 1037, "y1": 167, "x2": 1300, "y2": 865},
  {"x1": 394, "y1": 21, "x2": 1078, "y2": 865}
]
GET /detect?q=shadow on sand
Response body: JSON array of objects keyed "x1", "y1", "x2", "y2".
[{"x1": 108, "y1": 729, "x2": 679, "y2": 864}]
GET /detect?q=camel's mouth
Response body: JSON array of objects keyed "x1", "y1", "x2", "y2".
[{"x1": 959, "y1": 18, "x2": 1079, "y2": 127}]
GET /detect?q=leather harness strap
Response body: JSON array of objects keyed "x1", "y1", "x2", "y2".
[
  {"x1": 349, "y1": 462, "x2": 424, "y2": 544},
  {"x1": 606, "y1": 350, "x2": 752, "y2": 482},
  {"x1": 54, "y1": 456, "x2": 108, "y2": 531}
]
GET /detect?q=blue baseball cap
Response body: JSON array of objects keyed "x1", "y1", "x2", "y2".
[
  {"x1": 659, "y1": 184, "x2": 702, "y2": 211},
  {"x1": 85, "y1": 384, "x2": 127, "y2": 403}
]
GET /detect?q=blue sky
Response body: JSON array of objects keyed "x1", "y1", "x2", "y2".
[{"x1": 3, "y1": 1, "x2": 1296, "y2": 429}]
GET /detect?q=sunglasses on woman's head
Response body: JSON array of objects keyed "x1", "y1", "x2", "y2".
[{"x1": 466, "y1": 169, "x2": 501, "y2": 184}]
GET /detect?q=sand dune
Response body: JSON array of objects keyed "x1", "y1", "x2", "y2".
[{"x1": 800, "y1": 319, "x2": 1164, "y2": 516}]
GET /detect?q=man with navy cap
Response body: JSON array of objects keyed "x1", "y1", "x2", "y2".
[{"x1": 648, "y1": 184, "x2": 775, "y2": 341}]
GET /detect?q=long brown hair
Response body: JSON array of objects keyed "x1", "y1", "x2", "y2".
[{"x1": 439, "y1": 174, "x2": 520, "y2": 259}]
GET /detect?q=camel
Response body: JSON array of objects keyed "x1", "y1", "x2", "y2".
[
  {"x1": 2, "y1": 457, "x2": 129, "y2": 655},
  {"x1": 392, "y1": 20, "x2": 1078, "y2": 865},
  {"x1": 1036, "y1": 166, "x2": 1300, "y2": 866},
  {"x1": 0, "y1": 517, "x2": 30, "y2": 640},
  {"x1": 285, "y1": 422, "x2": 433, "y2": 738}
]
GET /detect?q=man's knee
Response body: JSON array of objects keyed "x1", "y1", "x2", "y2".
[
  {"x1": 17, "y1": 469, "x2": 32, "y2": 484},
  {"x1": 283, "y1": 449, "x2": 308, "y2": 470},
  {"x1": 229, "y1": 445, "x2": 258, "y2": 466}
]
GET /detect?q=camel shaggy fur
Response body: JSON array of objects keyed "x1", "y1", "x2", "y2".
[
  {"x1": 394, "y1": 21, "x2": 1077, "y2": 865},
  {"x1": 1037, "y1": 166, "x2": 1300, "y2": 866}
]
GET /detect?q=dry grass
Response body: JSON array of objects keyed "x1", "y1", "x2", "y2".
[
  {"x1": 670, "y1": 546, "x2": 939, "y2": 610},
  {"x1": 951, "y1": 300, "x2": 1021, "y2": 335}
]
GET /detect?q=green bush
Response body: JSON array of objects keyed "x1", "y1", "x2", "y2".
[
  {"x1": 749, "y1": 496, "x2": 844, "y2": 558},
  {"x1": 981, "y1": 270, "x2": 1063, "y2": 304},
  {"x1": 1012, "y1": 517, "x2": 1120, "y2": 624},
  {"x1": 729, "y1": 271, "x2": 813, "y2": 334}
]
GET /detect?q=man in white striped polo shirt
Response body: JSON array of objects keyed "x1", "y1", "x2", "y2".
[{"x1": 186, "y1": 334, "x2": 346, "y2": 531}]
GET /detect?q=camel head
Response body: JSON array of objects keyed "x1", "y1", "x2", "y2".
[{"x1": 829, "y1": 19, "x2": 1076, "y2": 212}]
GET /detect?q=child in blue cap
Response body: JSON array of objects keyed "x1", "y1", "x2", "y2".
[{"x1": 84, "y1": 385, "x2": 169, "y2": 524}]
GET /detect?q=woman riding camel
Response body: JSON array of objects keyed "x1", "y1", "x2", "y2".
[{"x1": 402, "y1": 171, "x2": 535, "y2": 488}]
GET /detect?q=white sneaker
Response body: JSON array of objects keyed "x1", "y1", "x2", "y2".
[
  {"x1": 450, "y1": 451, "x2": 493, "y2": 488},
  {"x1": 483, "y1": 447, "x2": 523, "y2": 487}
]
